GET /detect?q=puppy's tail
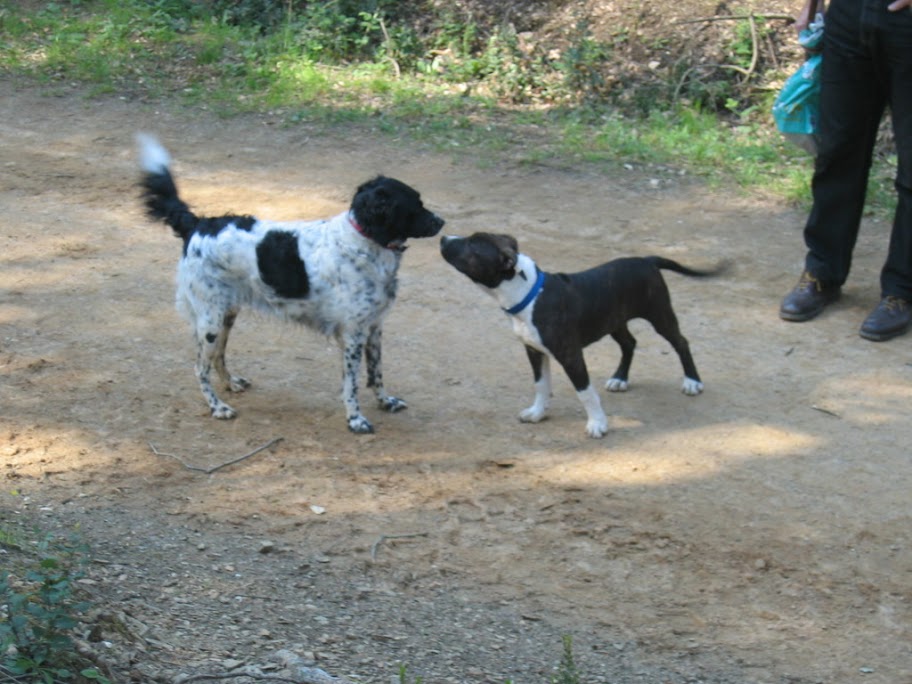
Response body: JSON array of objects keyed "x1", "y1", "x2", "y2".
[
  {"x1": 137, "y1": 133, "x2": 199, "y2": 243},
  {"x1": 647, "y1": 256, "x2": 730, "y2": 278}
]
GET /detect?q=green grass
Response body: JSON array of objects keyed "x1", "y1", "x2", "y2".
[{"x1": 0, "y1": 0, "x2": 898, "y2": 216}]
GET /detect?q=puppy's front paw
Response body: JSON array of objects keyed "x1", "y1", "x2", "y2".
[
  {"x1": 681, "y1": 378, "x2": 704, "y2": 396},
  {"x1": 585, "y1": 418, "x2": 608, "y2": 439},
  {"x1": 605, "y1": 377, "x2": 629, "y2": 392},
  {"x1": 211, "y1": 403, "x2": 237, "y2": 420},
  {"x1": 348, "y1": 415, "x2": 375, "y2": 434},
  {"x1": 519, "y1": 407, "x2": 547, "y2": 423},
  {"x1": 228, "y1": 376, "x2": 251, "y2": 393},
  {"x1": 378, "y1": 396, "x2": 408, "y2": 413}
]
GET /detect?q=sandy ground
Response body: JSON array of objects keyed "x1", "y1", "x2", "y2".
[{"x1": 1, "y1": 79, "x2": 911, "y2": 684}]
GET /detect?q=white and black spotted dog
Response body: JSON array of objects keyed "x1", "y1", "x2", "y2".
[{"x1": 138, "y1": 134, "x2": 444, "y2": 433}]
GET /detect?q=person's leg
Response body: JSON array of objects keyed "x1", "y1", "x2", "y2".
[
  {"x1": 859, "y1": 9, "x2": 912, "y2": 341},
  {"x1": 803, "y1": 0, "x2": 887, "y2": 287},
  {"x1": 878, "y1": 13, "x2": 912, "y2": 302}
]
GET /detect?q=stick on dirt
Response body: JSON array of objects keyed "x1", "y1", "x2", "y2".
[
  {"x1": 370, "y1": 532, "x2": 429, "y2": 561},
  {"x1": 149, "y1": 438, "x2": 284, "y2": 474}
]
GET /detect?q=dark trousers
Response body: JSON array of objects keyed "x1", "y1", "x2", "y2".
[{"x1": 804, "y1": 0, "x2": 912, "y2": 300}]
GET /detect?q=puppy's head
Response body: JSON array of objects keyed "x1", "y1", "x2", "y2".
[
  {"x1": 439, "y1": 233, "x2": 519, "y2": 289},
  {"x1": 351, "y1": 176, "x2": 444, "y2": 250}
]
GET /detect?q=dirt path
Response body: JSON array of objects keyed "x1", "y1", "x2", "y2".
[{"x1": 2, "y1": 79, "x2": 911, "y2": 684}]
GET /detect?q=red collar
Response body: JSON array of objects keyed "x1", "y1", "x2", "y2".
[{"x1": 349, "y1": 214, "x2": 406, "y2": 252}]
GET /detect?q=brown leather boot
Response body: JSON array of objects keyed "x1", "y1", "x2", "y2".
[
  {"x1": 779, "y1": 271, "x2": 840, "y2": 322},
  {"x1": 859, "y1": 296, "x2": 912, "y2": 341}
]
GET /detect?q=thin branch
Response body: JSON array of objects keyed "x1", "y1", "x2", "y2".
[
  {"x1": 744, "y1": 13, "x2": 760, "y2": 83},
  {"x1": 673, "y1": 63, "x2": 751, "y2": 103},
  {"x1": 370, "y1": 532, "x2": 429, "y2": 561},
  {"x1": 378, "y1": 15, "x2": 401, "y2": 79},
  {"x1": 673, "y1": 13, "x2": 795, "y2": 25},
  {"x1": 149, "y1": 438, "x2": 284, "y2": 474},
  {"x1": 175, "y1": 673, "x2": 301, "y2": 684},
  {"x1": 174, "y1": 662, "x2": 360, "y2": 684}
]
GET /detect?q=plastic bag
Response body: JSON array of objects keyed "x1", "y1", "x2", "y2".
[{"x1": 772, "y1": 13, "x2": 824, "y2": 154}]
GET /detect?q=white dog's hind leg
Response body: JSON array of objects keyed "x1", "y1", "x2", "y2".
[
  {"x1": 194, "y1": 314, "x2": 237, "y2": 419},
  {"x1": 212, "y1": 310, "x2": 250, "y2": 393},
  {"x1": 365, "y1": 325, "x2": 407, "y2": 413}
]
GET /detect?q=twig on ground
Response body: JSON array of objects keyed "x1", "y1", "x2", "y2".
[
  {"x1": 174, "y1": 672, "x2": 306, "y2": 683},
  {"x1": 370, "y1": 532, "x2": 429, "y2": 561},
  {"x1": 175, "y1": 654, "x2": 361, "y2": 683},
  {"x1": 673, "y1": 13, "x2": 795, "y2": 25},
  {"x1": 811, "y1": 405, "x2": 840, "y2": 418},
  {"x1": 149, "y1": 438, "x2": 284, "y2": 474}
]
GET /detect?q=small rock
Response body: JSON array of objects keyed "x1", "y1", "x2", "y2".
[{"x1": 259, "y1": 541, "x2": 275, "y2": 554}]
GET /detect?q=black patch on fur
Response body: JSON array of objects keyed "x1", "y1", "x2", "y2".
[
  {"x1": 196, "y1": 215, "x2": 256, "y2": 238},
  {"x1": 141, "y1": 167, "x2": 255, "y2": 255},
  {"x1": 256, "y1": 230, "x2": 310, "y2": 299}
]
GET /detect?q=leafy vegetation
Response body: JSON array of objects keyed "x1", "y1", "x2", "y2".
[
  {"x1": 0, "y1": 0, "x2": 897, "y2": 211},
  {"x1": 0, "y1": 511, "x2": 110, "y2": 684},
  {"x1": 551, "y1": 635, "x2": 581, "y2": 684}
]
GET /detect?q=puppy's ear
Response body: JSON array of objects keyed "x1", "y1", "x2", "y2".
[
  {"x1": 495, "y1": 234, "x2": 518, "y2": 273},
  {"x1": 500, "y1": 245, "x2": 517, "y2": 273}
]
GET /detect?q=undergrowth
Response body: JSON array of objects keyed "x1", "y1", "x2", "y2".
[
  {"x1": 0, "y1": 506, "x2": 110, "y2": 684},
  {"x1": 0, "y1": 0, "x2": 898, "y2": 218}
]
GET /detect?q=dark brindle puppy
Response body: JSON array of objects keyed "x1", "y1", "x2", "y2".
[{"x1": 440, "y1": 232, "x2": 723, "y2": 438}]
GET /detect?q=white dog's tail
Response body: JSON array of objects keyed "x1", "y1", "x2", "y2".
[{"x1": 136, "y1": 133, "x2": 200, "y2": 245}]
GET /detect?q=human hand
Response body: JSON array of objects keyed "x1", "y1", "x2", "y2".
[
  {"x1": 795, "y1": 0, "x2": 824, "y2": 32},
  {"x1": 887, "y1": 0, "x2": 911, "y2": 10}
]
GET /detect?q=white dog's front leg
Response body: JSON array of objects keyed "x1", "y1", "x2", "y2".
[
  {"x1": 577, "y1": 385, "x2": 608, "y2": 438},
  {"x1": 339, "y1": 331, "x2": 373, "y2": 434},
  {"x1": 519, "y1": 355, "x2": 552, "y2": 423},
  {"x1": 365, "y1": 325, "x2": 407, "y2": 413}
]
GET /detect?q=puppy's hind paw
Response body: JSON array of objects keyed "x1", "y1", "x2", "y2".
[
  {"x1": 348, "y1": 415, "x2": 375, "y2": 434},
  {"x1": 681, "y1": 377, "x2": 704, "y2": 396},
  {"x1": 605, "y1": 377, "x2": 629, "y2": 392},
  {"x1": 211, "y1": 403, "x2": 238, "y2": 420},
  {"x1": 378, "y1": 396, "x2": 408, "y2": 413}
]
